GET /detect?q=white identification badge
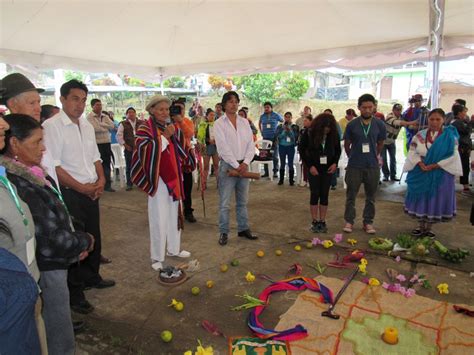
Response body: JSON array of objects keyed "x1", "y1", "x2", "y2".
[
  {"x1": 320, "y1": 156, "x2": 328, "y2": 164},
  {"x1": 266, "y1": 123, "x2": 271, "y2": 129},
  {"x1": 362, "y1": 143, "x2": 370, "y2": 153},
  {"x1": 286, "y1": 137, "x2": 291, "y2": 143},
  {"x1": 26, "y1": 238, "x2": 35, "y2": 266}
]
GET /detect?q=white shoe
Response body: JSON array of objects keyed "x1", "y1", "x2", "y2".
[
  {"x1": 151, "y1": 261, "x2": 163, "y2": 271},
  {"x1": 166, "y1": 250, "x2": 191, "y2": 258}
]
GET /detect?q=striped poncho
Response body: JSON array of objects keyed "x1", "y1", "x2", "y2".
[{"x1": 130, "y1": 117, "x2": 186, "y2": 199}]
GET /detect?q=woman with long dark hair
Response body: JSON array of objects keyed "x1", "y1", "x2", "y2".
[{"x1": 300, "y1": 113, "x2": 341, "y2": 232}]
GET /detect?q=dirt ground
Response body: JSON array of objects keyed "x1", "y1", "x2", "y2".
[{"x1": 75, "y1": 174, "x2": 474, "y2": 354}]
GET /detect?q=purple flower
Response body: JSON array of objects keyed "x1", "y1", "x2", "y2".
[
  {"x1": 361, "y1": 277, "x2": 369, "y2": 284},
  {"x1": 312, "y1": 238, "x2": 322, "y2": 246},
  {"x1": 395, "y1": 256, "x2": 401, "y2": 263},
  {"x1": 409, "y1": 275, "x2": 419, "y2": 283},
  {"x1": 392, "y1": 283, "x2": 402, "y2": 292},
  {"x1": 382, "y1": 282, "x2": 390, "y2": 290},
  {"x1": 396, "y1": 274, "x2": 406, "y2": 282},
  {"x1": 333, "y1": 234, "x2": 343, "y2": 243},
  {"x1": 398, "y1": 286, "x2": 407, "y2": 296},
  {"x1": 405, "y1": 288, "x2": 416, "y2": 298}
]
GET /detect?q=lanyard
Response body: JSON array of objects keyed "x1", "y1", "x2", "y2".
[
  {"x1": 360, "y1": 118, "x2": 372, "y2": 138},
  {"x1": 0, "y1": 175, "x2": 31, "y2": 235},
  {"x1": 48, "y1": 183, "x2": 70, "y2": 216}
]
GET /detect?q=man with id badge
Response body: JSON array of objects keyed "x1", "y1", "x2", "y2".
[
  {"x1": 343, "y1": 94, "x2": 386, "y2": 234},
  {"x1": 259, "y1": 102, "x2": 283, "y2": 178}
]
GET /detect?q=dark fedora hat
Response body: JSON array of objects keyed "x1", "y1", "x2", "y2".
[{"x1": 0, "y1": 73, "x2": 44, "y2": 105}]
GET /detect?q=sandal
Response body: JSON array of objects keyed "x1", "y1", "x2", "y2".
[
  {"x1": 411, "y1": 228, "x2": 424, "y2": 237},
  {"x1": 423, "y1": 231, "x2": 436, "y2": 238}
]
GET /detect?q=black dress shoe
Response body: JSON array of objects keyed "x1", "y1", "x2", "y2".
[
  {"x1": 237, "y1": 229, "x2": 258, "y2": 240},
  {"x1": 261, "y1": 173, "x2": 269, "y2": 178},
  {"x1": 383, "y1": 177, "x2": 389, "y2": 182},
  {"x1": 218, "y1": 233, "x2": 228, "y2": 245},
  {"x1": 73, "y1": 320, "x2": 85, "y2": 334},
  {"x1": 71, "y1": 300, "x2": 94, "y2": 314},
  {"x1": 391, "y1": 177, "x2": 400, "y2": 182},
  {"x1": 185, "y1": 212, "x2": 197, "y2": 223},
  {"x1": 86, "y1": 279, "x2": 116, "y2": 289}
]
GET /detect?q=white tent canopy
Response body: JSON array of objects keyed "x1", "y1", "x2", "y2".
[{"x1": 1, "y1": 0, "x2": 473, "y2": 80}]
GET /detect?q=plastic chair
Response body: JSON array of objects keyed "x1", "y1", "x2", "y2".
[
  {"x1": 111, "y1": 143, "x2": 126, "y2": 188},
  {"x1": 250, "y1": 139, "x2": 274, "y2": 181}
]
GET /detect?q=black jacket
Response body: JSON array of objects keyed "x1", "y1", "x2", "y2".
[
  {"x1": 4, "y1": 161, "x2": 90, "y2": 271},
  {"x1": 299, "y1": 129, "x2": 341, "y2": 173}
]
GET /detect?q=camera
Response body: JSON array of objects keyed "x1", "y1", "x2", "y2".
[{"x1": 170, "y1": 105, "x2": 182, "y2": 116}]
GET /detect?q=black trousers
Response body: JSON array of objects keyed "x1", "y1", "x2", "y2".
[
  {"x1": 183, "y1": 171, "x2": 193, "y2": 214},
  {"x1": 124, "y1": 149, "x2": 133, "y2": 187},
  {"x1": 459, "y1": 149, "x2": 471, "y2": 186},
  {"x1": 62, "y1": 188, "x2": 102, "y2": 305},
  {"x1": 98, "y1": 143, "x2": 112, "y2": 188}
]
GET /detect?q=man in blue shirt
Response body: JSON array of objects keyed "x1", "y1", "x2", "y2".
[
  {"x1": 343, "y1": 94, "x2": 386, "y2": 235},
  {"x1": 259, "y1": 102, "x2": 283, "y2": 178}
]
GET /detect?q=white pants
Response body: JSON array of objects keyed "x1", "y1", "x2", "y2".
[{"x1": 148, "y1": 177, "x2": 181, "y2": 262}]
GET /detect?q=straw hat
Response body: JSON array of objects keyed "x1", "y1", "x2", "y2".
[{"x1": 145, "y1": 95, "x2": 171, "y2": 113}]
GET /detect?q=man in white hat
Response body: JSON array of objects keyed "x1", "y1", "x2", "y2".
[{"x1": 131, "y1": 95, "x2": 191, "y2": 271}]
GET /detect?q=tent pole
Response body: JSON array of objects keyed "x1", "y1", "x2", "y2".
[{"x1": 429, "y1": 0, "x2": 445, "y2": 108}]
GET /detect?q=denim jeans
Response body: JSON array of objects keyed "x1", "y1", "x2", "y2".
[
  {"x1": 381, "y1": 143, "x2": 397, "y2": 179},
  {"x1": 218, "y1": 161, "x2": 250, "y2": 234},
  {"x1": 124, "y1": 149, "x2": 133, "y2": 186},
  {"x1": 278, "y1": 144, "x2": 295, "y2": 171}
]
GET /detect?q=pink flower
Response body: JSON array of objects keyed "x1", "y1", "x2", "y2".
[
  {"x1": 409, "y1": 275, "x2": 419, "y2": 283},
  {"x1": 333, "y1": 234, "x2": 343, "y2": 243},
  {"x1": 396, "y1": 274, "x2": 406, "y2": 282},
  {"x1": 392, "y1": 283, "x2": 402, "y2": 292},
  {"x1": 398, "y1": 286, "x2": 407, "y2": 296},
  {"x1": 382, "y1": 282, "x2": 390, "y2": 290},
  {"x1": 405, "y1": 288, "x2": 416, "y2": 298},
  {"x1": 312, "y1": 238, "x2": 322, "y2": 246},
  {"x1": 395, "y1": 256, "x2": 401, "y2": 263},
  {"x1": 361, "y1": 277, "x2": 369, "y2": 284}
]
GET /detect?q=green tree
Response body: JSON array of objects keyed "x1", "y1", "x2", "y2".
[
  {"x1": 280, "y1": 73, "x2": 310, "y2": 100},
  {"x1": 64, "y1": 70, "x2": 85, "y2": 82},
  {"x1": 163, "y1": 76, "x2": 185, "y2": 88},
  {"x1": 240, "y1": 73, "x2": 279, "y2": 105}
]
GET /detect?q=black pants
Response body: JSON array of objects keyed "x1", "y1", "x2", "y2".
[
  {"x1": 183, "y1": 171, "x2": 193, "y2": 214},
  {"x1": 124, "y1": 149, "x2": 133, "y2": 187},
  {"x1": 459, "y1": 149, "x2": 471, "y2": 186},
  {"x1": 308, "y1": 172, "x2": 332, "y2": 205},
  {"x1": 98, "y1": 143, "x2": 112, "y2": 188},
  {"x1": 62, "y1": 188, "x2": 102, "y2": 305}
]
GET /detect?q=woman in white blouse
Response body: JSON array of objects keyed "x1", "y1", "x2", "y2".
[{"x1": 403, "y1": 108, "x2": 462, "y2": 237}]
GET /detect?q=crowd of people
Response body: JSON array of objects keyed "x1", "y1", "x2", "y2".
[{"x1": 0, "y1": 72, "x2": 473, "y2": 354}]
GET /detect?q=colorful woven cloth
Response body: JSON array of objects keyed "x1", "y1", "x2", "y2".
[{"x1": 248, "y1": 276, "x2": 334, "y2": 341}]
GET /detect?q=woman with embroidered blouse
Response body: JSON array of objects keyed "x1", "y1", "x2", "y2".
[
  {"x1": 403, "y1": 109, "x2": 462, "y2": 238},
  {"x1": 1, "y1": 114, "x2": 92, "y2": 355}
]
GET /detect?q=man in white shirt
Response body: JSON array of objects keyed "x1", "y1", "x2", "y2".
[
  {"x1": 43, "y1": 80, "x2": 115, "y2": 315},
  {"x1": 87, "y1": 98, "x2": 116, "y2": 192},
  {"x1": 0, "y1": 73, "x2": 59, "y2": 187},
  {"x1": 214, "y1": 91, "x2": 257, "y2": 246}
]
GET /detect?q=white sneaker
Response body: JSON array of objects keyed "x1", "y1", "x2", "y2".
[
  {"x1": 166, "y1": 250, "x2": 191, "y2": 258},
  {"x1": 151, "y1": 261, "x2": 163, "y2": 271}
]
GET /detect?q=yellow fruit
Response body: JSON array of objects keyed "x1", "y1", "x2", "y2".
[
  {"x1": 191, "y1": 286, "x2": 200, "y2": 295},
  {"x1": 174, "y1": 302, "x2": 184, "y2": 311},
  {"x1": 275, "y1": 249, "x2": 283, "y2": 256},
  {"x1": 206, "y1": 280, "x2": 214, "y2": 288},
  {"x1": 161, "y1": 330, "x2": 173, "y2": 343},
  {"x1": 220, "y1": 264, "x2": 228, "y2": 272},
  {"x1": 294, "y1": 245, "x2": 302, "y2": 251},
  {"x1": 256, "y1": 250, "x2": 265, "y2": 258},
  {"x1": 306, "y1": 242, "x2": 313, "y2": 249}
]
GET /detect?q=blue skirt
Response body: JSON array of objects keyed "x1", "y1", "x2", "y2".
[{"x1": 404, "y1": 172, "x2": 456, "y2": 223}]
